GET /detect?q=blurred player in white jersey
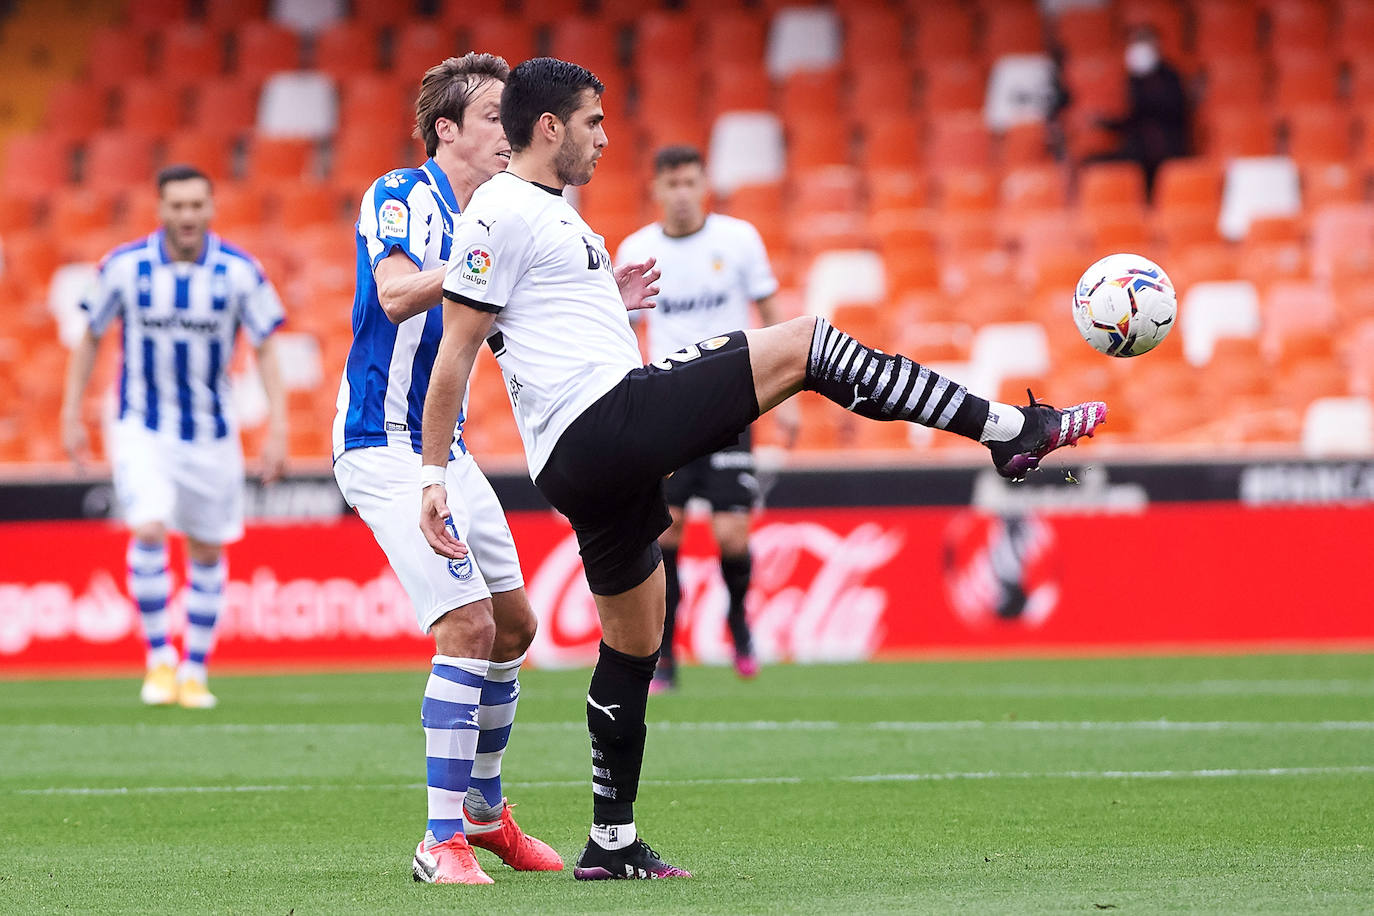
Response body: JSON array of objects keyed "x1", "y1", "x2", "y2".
[
  {"x1": 617, "y1": 145, "x2": 799, "y2": 692},
  {"x1": 330, "y1": 53, "x2": 564, "y2": 886},
  {"x1": 60, "y1": 164, "x2": 287, "y2": 710},
  {"x1": 420, "y1": 58, "x2": 1107, "y2": 881}
]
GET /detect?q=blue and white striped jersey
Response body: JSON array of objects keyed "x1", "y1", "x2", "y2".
[
  {"x1": 333, "y1": 158, "x2": 470, "y2": 461},
  {"x1": 82, "y1": 229, "x2": 284, "y2": 443}
]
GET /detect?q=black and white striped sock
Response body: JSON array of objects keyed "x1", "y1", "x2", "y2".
[{"x1": 803, "y1": 318, "x2": 994, "y2": 441}]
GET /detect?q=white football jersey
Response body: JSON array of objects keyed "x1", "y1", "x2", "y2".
[
  {"x1": 441, "y1": 171, "x2": 641, "y2": 478},
  {"x1": 616, "y1": 213, "x2": 777, "y2": 360}
]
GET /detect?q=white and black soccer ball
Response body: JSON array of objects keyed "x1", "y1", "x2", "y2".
[{"x1": 1071, "y1": 253, "x2": 1177, "y2": 357}]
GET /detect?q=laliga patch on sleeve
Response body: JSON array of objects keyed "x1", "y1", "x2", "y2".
[
  {"x1": 378, "y1": 200, "x2": 408, "y2": 238},
  {"x1": 459, "y1": 245, "x2": 493, "y2": 289}
]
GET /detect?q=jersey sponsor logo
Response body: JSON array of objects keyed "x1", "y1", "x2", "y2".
[
  {"x1": 658, "y1": 292, "x2": 728, "y2": 315},
  {"x1": 460, "y1": 246, "x2": 492, "y2": 289},
  {"x1": 384, "y1": 421, "x2": 407, "y2": 432},
  {"x1": 583, "y1": 236, "x2": 611, "y2": 272},
  {"x1": 383, "y1": 171, "x2": 406, "y2": 188},
  {"x1": 651, "y1": 344, "x2": 702, "y2": 370},
  {"x1": 379, "y1": 200, "x2": 408, "y2": 238}
]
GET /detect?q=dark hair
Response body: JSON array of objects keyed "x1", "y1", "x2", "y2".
[
  {"x1": 500, "y1": 57, "x2": 604, "y2": 152},
  {"x1": 653, "y1": 145, "x2": 703, "y2": 173},
  {"x1": 157, "y1": 164, "x2": 211, "y2": 193},
  {"x1": 414, "y1": 52, "x2": 511, "y2": 157}
]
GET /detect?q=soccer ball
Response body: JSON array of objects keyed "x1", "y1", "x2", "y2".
[{"x1": 1072, "y1": 253, "x2": 1177, "y2": 357}]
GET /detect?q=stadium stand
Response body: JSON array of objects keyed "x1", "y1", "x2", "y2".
[{"x1": 1, "y1": 0, "x2": 1372, "y2": 466}]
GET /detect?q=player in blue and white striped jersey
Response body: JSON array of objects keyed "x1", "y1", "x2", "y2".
[
  {"x1": 60, "y1": 164, "x2": 287, "y2": 711},
  {"x1": 329, "y1": 53, "x2": 566, "y2": 886}
]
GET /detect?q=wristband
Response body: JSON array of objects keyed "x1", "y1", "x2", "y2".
[{"x1": 420, "y1": 464, "x2": 447, "y2": 489}]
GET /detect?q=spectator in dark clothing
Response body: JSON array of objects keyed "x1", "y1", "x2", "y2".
[{"x1": 1097, "y1": 26, "x2": 1192, "y2": 198}]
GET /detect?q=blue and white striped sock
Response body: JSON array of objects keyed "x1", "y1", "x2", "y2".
[
  {"x1": 181, "y1": 558, "x2": 226, "y2": 684},
  {"x1": 465, "y1": 653, "x2": 524, "y2": 833},
  {"x1": 423, "y1": 655, "x2": 489, "y2": 849},
  {"x1": 127, "y1": 539, "x2": 175, "y2": 668}
]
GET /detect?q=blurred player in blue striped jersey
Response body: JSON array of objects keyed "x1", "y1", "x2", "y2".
[
  {"x1": 60, "y1": 164, "x2": 288, "y2": 711},
  {"x1": 333, "y1": 53, "x2": 623, "y2": 885}
]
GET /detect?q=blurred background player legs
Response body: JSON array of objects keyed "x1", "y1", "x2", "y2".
[
  {"x1": 60, "y1": 165, "x2": 287, "y2": 710},
  {"x1": 330, "y1": 55, "x2": 559, "y2": 885},
  {"x1": 616, "y1": 146, "x2": 798, "y2": 692}
]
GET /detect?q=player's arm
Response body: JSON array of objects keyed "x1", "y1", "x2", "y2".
[
  {"x1": 418, "y1": 301, "x2": 494, "y2": 559},
  {"x1": 374, "y1": 250, "x2": 446, "y2": 324},
  {"x1": 254, "y1": 335, "x2": 288, "y2": 484},
  {"x1": 60, "y1": 329, "x2": 101, "y2": 467}
]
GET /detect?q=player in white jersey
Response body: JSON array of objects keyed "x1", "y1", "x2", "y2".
[
  {"x1": 419, "y1": 58, "x2": 1108, "y2": 880},
  {"x1": 329, "y1": 54, "x2": 568, "y2": 886},
  {"x1": 60, "y1": 164, "x2": 287, "y2": 710},
  {"x1": 618, "y1": 145, "x2": 800, "y2": 692}
]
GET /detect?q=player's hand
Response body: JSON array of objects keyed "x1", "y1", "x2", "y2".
[
  {"x1": 420, "y1": 484, "x2": 469, "y2": 559},
  {"x1": 61, "y1": 409, "x2": 89, "y2": 469},
  {"x1": 615, "y1": 257, "x2": 660, "y2": 312},
  {"x1": 260, "y1": 424, "x2": 287, "y2": 485},
  {"x1": 775, "y1": 398, "x2": 801, "y2": 450}
]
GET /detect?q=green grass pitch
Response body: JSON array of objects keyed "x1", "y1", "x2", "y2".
[{"x1": 2, "y1": 653, "x2": 1372, "y2": 914}]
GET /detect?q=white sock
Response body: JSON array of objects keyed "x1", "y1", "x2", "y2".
[
  {"x1": 979, "y1": 401, "x2": 1026, "y2": 443},
  {"x1": 591, "y1": 821, "x2": 636, "y2": 850}
]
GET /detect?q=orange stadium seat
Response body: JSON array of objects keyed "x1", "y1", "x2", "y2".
[
  {"x1": 1272, "y1": 53, "x2": 1340, "y2": 115},
  {"x1": 42, "y1": 80, "x2": 109, "y2": 144},
  {"x1": 639, "y1": 114, "x2": 710, "y2": 155},
  {"x1": 1153, "y1": 206, "x2": 1224, "y2": 250},
  {"x1": 1001, "y1": 164, "x2": 1068, "y2": 212},
  {"x1": 1247, "y1": 215, "x2": 1303, "y2": 243},
  {"x1": 353, "y1": 0, "x2": 408, "y2": 29},
  {"x1": 521, "y1": 0, "x2": 584, "y2": 23},
  {"x1": 1168, "y1": 242, "x2": 1239, "y2": 286},
  {"x1": 338, "y1": 74, "x2": 412, "y2": 140},
  {"x1": 1240, "y1": 239, "x2": 1309, "y2": 291},
  {"x1": 1285, "y1": 106, "x2": 1354, "y2": 164},
  {"x1": 1199, "y1": 56, "x2": 1267, "y2": 113},
  {"x1": 909, "y1": 5, "x2": 976, "y2": 68},
  {"x1": 156, "y1": 23, "x2": 225, "y2": 86},
  {"x1": 981, "y1": 1, "x2": 1045, "y2": 60},
  {"x1": 331, "y1": 128, "x2": 405, "y2": 191},
  {"x1": 269, "y1": 182, "x2": 350, "y2": 231},
  {"x1": 208, "y1": 183, "x2": 268, "y2": 233},
  {"x1": 1153, "y1": 158, "x2": 1223, "y2": 212},
  {"x1": 1202, "y1": 107, "x2": 1277, "y2": 159},
  {"x1": 789, "y1": 166, "x2": 862, "y2": 216},
  {"x1": 700, "y1": 8, "x2": 767, "y2": 68},
  {"x1": 391, "y1": 23, "x2": 451, "y2": 74},
  {"x1": 867, "y1": 169, "x2": 930, "y2": 212},
  {"x1": 1300, "y1": 162, "x2": 1363, "y2": 208},
  {"x1": 232, "y1": 21, "x2": 302, "y2": 84},
  {"x1": 860, "y1": 115, "x2": 923, "y2": 171},
  {"x1": 86, "y1": 26, "x2": 153, "y2": 87},
  {"x1": 119, "y1": 190, "x2": 161, "y2": 233},
  {"x1": 1078, "y1": 160, "x2": 1147, "y2": 211},
  {"x1": 1053, "y1": 6, "x2": 1117, "y2": 59},
  {"x1": 787, "y1": 119, "x2": 852, "y2": 170},
  {"x1": 920, "y1": 60, "x2": 985, "y2": 115},
  {"x1": 779, "y1": 72, "x2": 842, "y2": 127},
  {"x1": 187, "y1": 78, "x2": 258, "y2": 141},
  {"x1": 314, "y1": 22, "x2": 383, "y2": 82},
  {"x1": 204, "y1": 0, "x2": 267, "y2": 30},
  {"x1": 112, "y1": 79, "x2": 185, "y2": 135},
  {"x1": 1061, "y1": 52, "x2": 1127, "y2": 122},
  {"x1": 937, "y1": 167, "x2": 997, "y2": 213},
  {"x1": 847, "y1": 62, "x2": 917, "y2": 128},
  {"x1": 1119, "y1": 0, "x2": 1187, "y2": 58},
  {"x1": 125, "y1": 0, "x2": 189, "y2": 29},
  {"x1": 1268, "y1": 0, "x2": 1332, "y2": 55},
  {"x1": 841, "y1": 6, "x2": 907, "y2": 67},
  {"x1": 461, "y1": 17, "x2": 538, "y2": 65},
  {"x1": 0, "y1": 190, "x2": 38, "y2": 234},
  {"x1": 245, "y1": 137, "x2": 316, "y2": 183},
  {"x1": 633, "y1": 12, "x2": 697, "y2": 76},
  {"x1": 1194, "y1": 0, "x2": 1261, "y2": 58},
  {"x1": 705, "y1": 62, "x2": 771, "y2": 118},
  {"x1": 48, "y1": 187, "x2": 116, "y2": 239},
  {"x1": 1000, "y1": 122, "x2": 1052, "y2": 168},
  {"x1": 548, "y1": 18, "x2": 622, "y2": 84},
  {"x1": 83, "y1": 130, "x2": 158, "y2": 192},
  {"x1": 1336, "y1": 0, "x2": 1374, "y2": 61},
  {"x1": 927, "y1": 113, "x2": 993, "y2": 171}
]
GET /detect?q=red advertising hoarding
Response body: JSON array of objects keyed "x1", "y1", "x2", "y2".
[{"x1": 2, "y1": 499, "x2": 1371, "y2": 675}]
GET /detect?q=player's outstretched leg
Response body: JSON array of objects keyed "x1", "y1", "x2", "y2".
[
  {"x1": 802, "y1": 318, "x2": 1107, "y2": 481},
  {"x1": 575, "y1": 640, "x2": 691, "y2": 880},
  {"x1": 651, "y1": 548, "x2": 680, "y2": 693},
  {"x1": 178, "y1": 554, "x2": 226, "y2": 709},
  {"x1": 129, "y1": 536, "x2": 177, "y2": 705},
  {"x1": 463, "y1": 652, "x2": 563, "y2": 871},
  {"x1": 413, "y1": 655, "x2": 494, "y2": 885}
]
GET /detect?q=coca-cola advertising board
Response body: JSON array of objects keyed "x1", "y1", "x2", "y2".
[{"x1": 3, "y1": 489, "x2": 1372, "y2": 674}]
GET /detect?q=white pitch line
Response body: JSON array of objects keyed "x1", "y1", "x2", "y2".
[
  {"x1": 5, "y1": 720, "x2": 1374, "y2": 734},
  {"x1": 13, "y1": 765, "x2": 1374, "y2": 797}
]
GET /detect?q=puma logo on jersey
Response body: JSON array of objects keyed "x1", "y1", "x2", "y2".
[{"x1": 476, "y1": 218, "x2": 495, "y2": 235}]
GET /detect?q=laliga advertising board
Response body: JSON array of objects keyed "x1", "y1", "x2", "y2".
[{"x1": 3, "y1": 458, "x2": 1374, "y2": 673}]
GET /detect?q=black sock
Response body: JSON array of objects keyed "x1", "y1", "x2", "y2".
[
  {"x1": 720, "y1": 552, "x2": 752, "y2": 655},
  {"x1": 803, "y1": 318, "x2": 989, "y2": 441},
  {"x1": 660, "y1": 546, "x2": 679, "y2": 670},
  {"x1": 587, "y1": 640, "x2": 658, "y2": 825}
]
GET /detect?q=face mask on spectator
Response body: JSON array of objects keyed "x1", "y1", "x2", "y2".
[{"x1": 1125, "y1": 40, "x2": 1160, "y2": 76}]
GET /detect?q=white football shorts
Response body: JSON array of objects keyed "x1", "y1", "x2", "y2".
[
  {"x1": 110, "y1": 417, "x2": 246, "y2": 544},
  {"x1": 333, "y1": 445, "x2": 524, "y2": 633}
]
